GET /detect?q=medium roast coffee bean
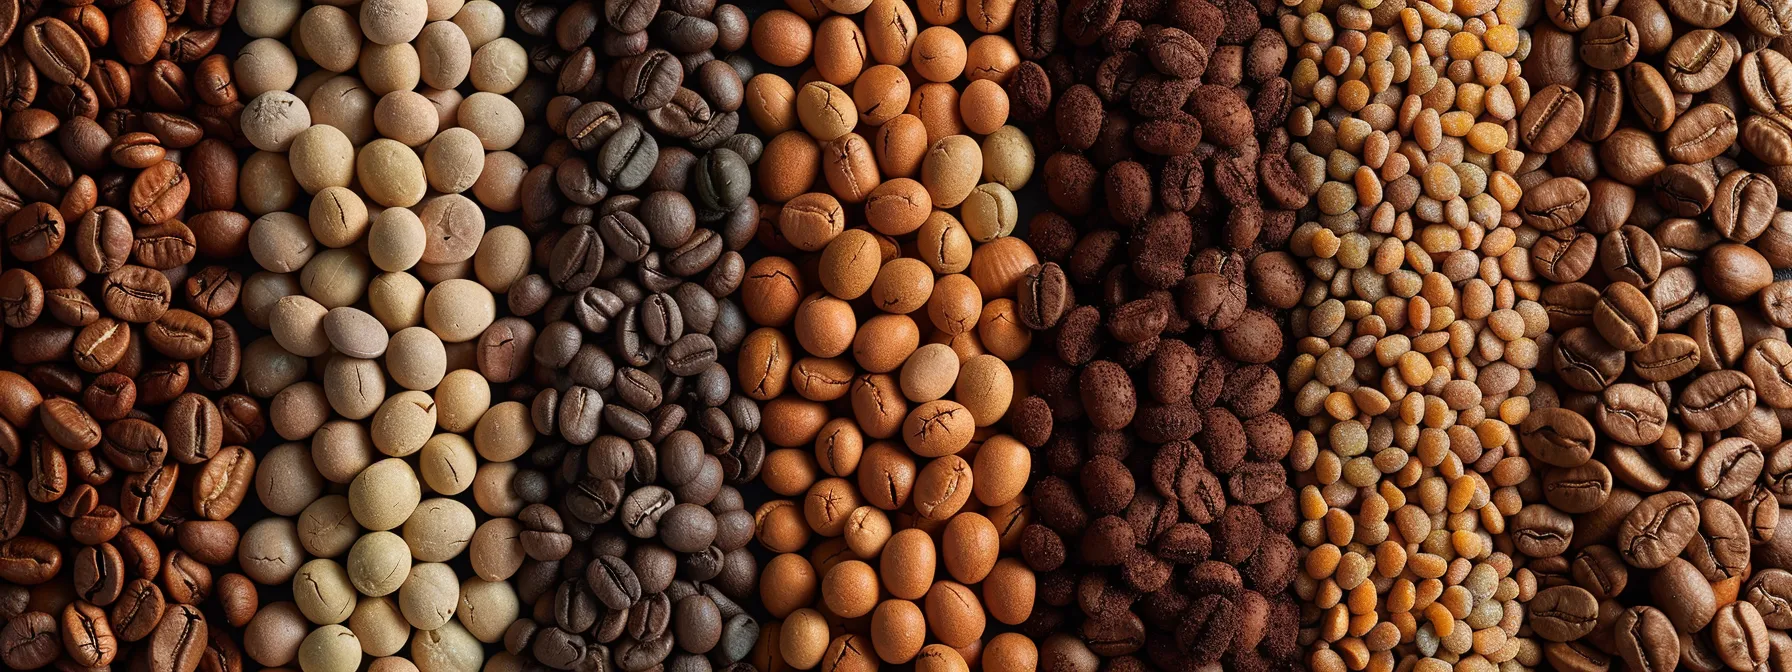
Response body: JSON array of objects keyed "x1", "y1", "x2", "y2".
[
  {"x1": 1618, "y1": 491, "x2": 1702, "y2": 568},
  {"x1": 1614, "y1": 606, "x2": 1679, "y2": 672},
  {"x1": 147, "y1": 603, "x2": 205, "y2": 672},
  {"x1": 1530, "y1": 586, "x2": 1599, "y2": 642}
]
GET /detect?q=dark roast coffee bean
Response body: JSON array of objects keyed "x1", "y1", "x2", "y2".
[
  {"x1": 693, "y1": 149, "x2": 748, "y2": 213},
  {"x1": 614, "y1": 49, "x2": 683, "y2": 111},
  {"x1": 1520, "y1": 407, "x2": 1596, "y2": 467},
  {"x1": 0, "y1": 610, "x2": 61, "y2": 669},
  {"x1": 597, "y1": 118, "x2": 659, "y2": 192},
  {"x1": 588, "y1": 554, "x2": 643, "y2": 610}
]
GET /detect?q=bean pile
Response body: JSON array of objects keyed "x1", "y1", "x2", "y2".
[
  {"x1": 0, "y1": 2, "x2": 264, "y2": 672},
  {"x1": 997, "y1": 0, "x2": 1310, "y2": 669},
  {"x1": 224, "y1": 0, "x2": 562, "y2": 669},
  {"x1": 1280, "y1": 0, "x2": 1542, "y2": 671},
  {"x1": 26, "y1": 0, "x2": 1792, "y2": 671},
  {"x1": 1515, "y1": 1, "x2": 1792, "y2": 671},
  {"x1": 488, "y1": 3, "x2": 770, "y2": 672},
  {"x1": 739, "y1": 2, "x2": 1042, "y2": 672}
]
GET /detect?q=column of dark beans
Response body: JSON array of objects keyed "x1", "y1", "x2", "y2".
[
  {"x1": 1518, "y1": 1, "x2": 1792, "y2": 670},
  {"x1": 1003, "y1": 0, "x2": 1307, "y2": 670},
  {"x1": 493, "y1": 2, "x2": 768, "y2": 672},
  {"x1": 0, "y1": 2, "x2": 263, "y2": 672}
]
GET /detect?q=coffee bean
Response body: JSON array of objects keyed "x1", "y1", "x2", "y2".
[
  {"x1": 119, "y1": 463, "x2": 177, "y2": 524},
  {"x1": 144, "y1": 309, "x2": 211, "y2": 361},
  {"x1": 1651, "y1": 556, "x2": 1717, "y2": 634},
  {"x1": 1513, "y1": 504, "x2": 1575, "y2": 558},
  {"x1": 597, "y1": 118, "x2": 660, "y2": 192},
  {"x1": 1696, "y1": 437, "x2": 1765, "y2": 499},
  {"x1": 23, "y1": 17, "x2": 91, "y2": 86},
  {"x1": 1713, "y1": 169, "x2": 1778, "y2": 243},
  {"x1": 1618, "y1": 491, "x2": 1702, "y2": 568},
  {"x1": 147, "y1": 603, "x2": 205, "y2": 672},
  {"x1": 159, "y1": 551, "x2": 209, "y2": 605},
  {"x1": 73, "y1": 542, "x2": 124, "y2": 606},
  {"x1": 1531, "y1": 585, "x2": 1601, "y2": 643},
  {"x1": 1595, "y1": 383, "x2": 1669, "y2": 445},
  {"x1": 127, "y1": 161, "x2": 187, "y2": 226},
  {"x1": 588, "y1": 554, "x2": 643, "y2": 610},
  {"x1": 1743, "y1": 47, "x2": 1792, "y2": 114},
  {"x1": 0, "y1": 536, "x2": 62, "y2": 584},
  {"x1": 0, "y1": 610, "x2": 61, "y2": 669},
  {"x1": 1571, "y1": 545, "x2": 1630, "y2": 600},
  {"x1": 1520, "y1": 84, "x2": 1585, "y2": 153},
  {"x1": 131, "y1": 222, "x2": 197, "y2": 271},
  {"x1": 40, "y1": 396, "x2": 99, "y2": 452},
  {"x1": 61, "y1": 600, "x2": 117, "y2": 667},
  {"x1": 1543, "y1": 461, "x2": 1614, "y2": 514},
  {"x1": 1581, "y1": 16, "x2": 1641, "y2": 70},
  {"x1": 1593, "y1": 281, "x2": 1658, "y2": 351},
  {"x1": 100, "y1": 265, "x2": 170, "y2": 323},
  {"x1": 1599, "y1": 225, "x2": 1662, "y2": 288},
  {"x1": 1614, "y1": 606, "x2": 1679, "y2": 672},
  {"x1": 1520, "y1": 407, "x2": 1597, "y2": 467},
  {"x1": 0, "y1": 468, "x2": 25, "y2": 540},
  {"x1": 551, "y1": 225, "x2": 606, "y2": 291},
  {"x1": 1679, "y1": 369, "x2": 1758, "y2": 432},
  {"x1": 111, "y1": 579, "x2": 164, "y2": 643}
]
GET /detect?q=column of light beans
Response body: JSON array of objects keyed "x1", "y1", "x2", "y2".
[
  {"x1": 1281, "y1": 1, "x2": 1541, "y2": 671},
  {"x1": 233, "y1": 0, "x2": 538, "y2": 670}
]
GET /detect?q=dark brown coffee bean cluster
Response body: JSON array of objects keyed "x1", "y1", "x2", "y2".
[
  {"x1": 0, "y1": 0, "x2": 264, "y2": 671},
  {"x1": 1516, "y1": 1, "x2": 1792, "y2": 670},
  {"x1": 1007, "y1": 0, "x2": 1305, "y2": 669},
  {"x1": 493, "y1": 2, "x2": 764, "y2": 672}
]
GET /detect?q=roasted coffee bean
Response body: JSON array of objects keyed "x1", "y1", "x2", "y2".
[
  {"x1": 1679, "y1": 369, "x2": 1758, "y2": 432},
  {"x1": 1614, "y1": 606, "x2": 1679, "y2": 672},
  {"x1": 100, "y1": 265, "x2": 170, "y2": 323},
  {"x1": 0, "y1": 610, "x2": 61, "y2": 669},
  {"x1": 101, "y1": 418, "x2": 167, "y2": 473},
  {"x1": 73, "y1": 542, "x2": 124, "y2": 606},
  {"x1": 1521, "y1": 407, "x2": 1597, "y2": 467},
  {"x1": 1531, "y1": 585, "x2": 1599, "y2": 642},
  {"x1": 1593, "y1": 281, "x2": 1659, "y2": 351},
  {"x1": 1522, "y1": 84, "x2": 1585, "y2": 153},
  {"x1": 1571, "y1": 546, "x2": 1630, "y2": 600},
  {"x1": 111, "y1": 579, "x2": 164, "y2": 643},
  {"x1": 0, "y1": 536, "x2": 62, "y2": 584},
  {"x1": 147, "y1": 603, "x2": 204, "y2": 672},
  {"x1": 119, "y1": 464, "x2": 177, "y2": 525},
  {"x1": 1618, "y1": 491, "x2": 1702, "y2": 568},
  {"x1": 588, "y1": 554, "x2": 643, "y2": 610},
  {"x1": 61, "y1": 600, "x2": 116, "y2": 667}
]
